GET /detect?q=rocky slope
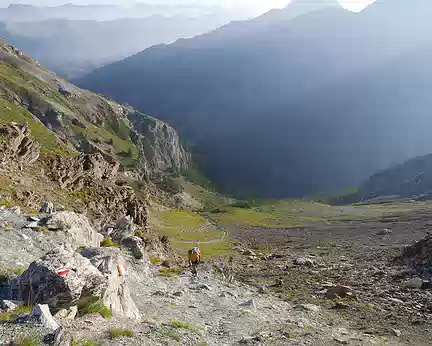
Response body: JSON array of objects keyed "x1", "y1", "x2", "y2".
[
  {"x1": 77, "y1": 0, "x2": 432, "y2": 198},
  {"x1": 0, "y1": 39, "x2": 190, "y2": 175},
  {"x1": 0, "y1": 39, "x2": 199, "y2": 247}
]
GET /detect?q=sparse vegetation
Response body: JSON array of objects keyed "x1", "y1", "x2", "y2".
[
  {"x1": 156, "y1": 327, "x2": 181, "y2": 342},
  {"x1": 16, "y1": 335, "x2": 41, "y2": 346},
  {"x1": 150, "y1": 257, "x2": 163, "y2": 265},
  {"x1": 72, "y1": 341, "x2": 102, "y2": 346},
  {"x1": 169, "y1": 321, "x2": 197, "y2": 333},
  {"x1": 0, "y1": 305, "x2": 33, "y2": 322},
  {"x1": 109, "y1": 328, "x2": 134, "y2": 339},
  {"x1": 100, "y1": 239, "x2": 119, "y2": 248},
  {"x1": 79, "y1": 299, "x2": 112, "y2": 319},
  {"x1": 159, "y1": 267, "x2": 183, "y2": 278}
]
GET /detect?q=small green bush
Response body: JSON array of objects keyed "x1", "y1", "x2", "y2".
[
  {"x1": 100, "y1": 239, "x2": 119, "y2": 248},
  {"x1": 109, "y1": 328, "x2": 134, "y2": 339},
  {"x1": 79, "y1": 299, "x2": 112, "y2": 319}
]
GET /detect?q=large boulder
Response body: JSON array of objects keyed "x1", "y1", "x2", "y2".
[
  {"x1": 18, "y1": 246, "x2": 141, "y2": 319},
  {"x1": 44, "y1": 212, "x2": 103, "y2": 248},
  {"x1": 19, "y1": 246, "x2": 107, "y2": 310},
  {"x1": 81, "y1": 247, "x2": 141, "y2": 319}
]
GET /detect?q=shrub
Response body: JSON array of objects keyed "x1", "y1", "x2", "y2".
[
  {"x1": 100, "y1": 239, "x2": 119, "y2": 248},
  {"x1": 109, "y1": 328, "x2": 134, "y2": 339},
  {"x1": 79, "y1": 299, "x2": 112, "y2": 319}
]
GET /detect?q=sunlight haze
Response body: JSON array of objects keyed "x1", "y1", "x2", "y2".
[{"x1": 0, "y1": 0, "x2": 377, "y2": 13}]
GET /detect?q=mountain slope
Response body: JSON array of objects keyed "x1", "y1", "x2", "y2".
[
  {"x1": 0, "y1": 13, "x2": 239, "y2": 78},
  {"x1": 342, "y1": 153, "x2": 432, "y2": 203},
  {"x1": 77, "y1": 0, "x2": 432, "y2": 198},
  {"x1": 0, "y1": 40, "x2": 190, "y2": 176}
]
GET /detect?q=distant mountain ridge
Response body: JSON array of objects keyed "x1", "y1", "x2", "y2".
[
  {"x1": 0, "y1": 11, "x2": 240, "y2": 78},
  {"x1": 0, "y1": 3, "x2": 249, "y2": 21},
  {"x1": 77, "y1": 0, "x2": 432, "y2": 198}
]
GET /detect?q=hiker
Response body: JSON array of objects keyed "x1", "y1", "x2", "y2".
[{"x1": 188, "y1": 247, "x2": 201, "y2": 276}]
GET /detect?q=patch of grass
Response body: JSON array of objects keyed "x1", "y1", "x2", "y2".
[
  {"x1": 109, "y1": 328, "x2": 134, "y2": 339},
  {"x1": 172, "y1": 240, "x2": 234, "y2": 259},
  {"x1": 169, "y1": 321, "x2": 197, "y2": 333},
  {"x1": 154, "y1": 210, "x2": 209, "y2": 231},
  {"x1": 100, "y1": 239, "x2": 119, "y2": 248},
  {"x1": 72, "y1": 341, "x2": 102, "y2": 346},
  {"x1": 150, "y1": 257, "x2": 163, "y2": 265},
  {"x1": 156, "y1": 327, "x2": 181, "y2": 342},
  {"x1": 159, "y1": 268, "x2": 183, "y2": 278},
  {"x1": 79, "y1": 299, "x2": 112, "y2": 319},
  {"x1": 16, "y1": 335, "x2": 41, "y2": 346},
  {"x1": 0, "y1": 305, "x2": 33, "y2": 322},
  {"x1": 0, "y1": 266, "x2": 25, "y2": 283}
]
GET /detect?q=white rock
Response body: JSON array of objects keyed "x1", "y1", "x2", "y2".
[
  {"x1": 403, "y1": 277, "x2": 423, "y2": 289},
  {"x1": 295, "y1": 304, "x2": 320, "y2": 313},
  {"x1": 294, "y1": 257, "x2": 314, "y2": 267},
  {"x1": 391, "y1": 329, "x2": 402, "y2": 337},
  {"x1": 198, "y1": 284, "x2": 212, "y2": 291},
  {"x1": 0, "y1": 300, "x2": 23, "y2": 312},
  {"x1": 45, "y1": 212, "x2": 103, "y2": 247},
  {"x1": 30, "y1": 304, "x2": 60, "y2": 330},
  {"x1": 26, "y1": 222, "x2": 39, "y2": 229},
  {"x1": 66, "y1": 306, "x2": 78, "y2": 320},
  {"x1": 10, "y1": 206, "x2": 21, "y2": 215}
]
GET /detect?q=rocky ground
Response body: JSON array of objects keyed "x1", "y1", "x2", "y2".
[
  {"x1": 2, "y1": 203, "x2": 432, "y2": 345},
  {"x1": 230, "y1": 206, "x2": 432, "y2": 345}
]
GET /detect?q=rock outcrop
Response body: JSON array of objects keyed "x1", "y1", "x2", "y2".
[
  {"x1": 0, "y1": 123, "x2": 40, "y2": 167},
  {"x1": 400, "y1": 234, "x2": 432, "y2": 276},
  {"x1": 82, "y1": 247, "x2": 141, "y2": 319},
  {"x1": 45, "y1": 153, "x2": 120, "y2": 190},
  {"x1": 19, "y1": 246, "x2": 107, "y2": 310},
  {"x1": 129, "y1": 112, "x2": 191, "y2": 177},
  {"x1": 43, "y1": 212, "x2": 103, "y2": 248},
  {"x1": 44, "y1": 154, "x2": 148, "y2": 227},
  {"x1": 18, "y1": 246, "x2": 141, "y2": 319}
]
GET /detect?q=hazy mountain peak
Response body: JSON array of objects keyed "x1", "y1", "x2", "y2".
[
  {"x1": 256, "y1": 0, "x2": 345, "y2": 23},
  {"x1": 288, "y1": 0, "x2": 342, "y2": 9}
]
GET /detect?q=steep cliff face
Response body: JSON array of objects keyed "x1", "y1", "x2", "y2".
[{"x1": 129, "y1": 112, "x2": 191, "y2": 178}]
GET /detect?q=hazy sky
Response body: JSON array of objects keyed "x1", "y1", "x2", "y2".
[{"x1": 0, "y1": 0, "x2": 376, "y2": 13}]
